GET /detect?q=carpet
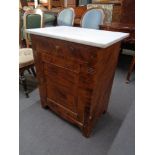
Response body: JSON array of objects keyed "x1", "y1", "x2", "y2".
[{"x1": 19, "y1": 55, "x2": 135, "y2": 155}]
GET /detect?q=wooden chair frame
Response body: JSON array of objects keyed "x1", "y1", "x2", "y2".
[
  {"x1": 19, "y1": 63, "x2": 36, "y2": 98},
  {"x1": 126, "y1": 56, "x2": 135, "y2": 83}
]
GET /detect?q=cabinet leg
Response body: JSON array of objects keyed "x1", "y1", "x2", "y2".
[
  {"x1": 82, "y1": 125, "x2": 93, "y2": 138},
  {"x1": 41, "y1": 104, "x2": 48, "y2": 109},
  {"x1": 40, "y1": 99, "x2": 48, "y2": 109},
  {"x1": 103, "y1": 110, "x2": 107, "y2": 114}
]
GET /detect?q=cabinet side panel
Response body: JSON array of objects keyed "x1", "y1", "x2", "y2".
[
  {"x1": 31, "y1": 35, "x2": 47, "y2": 107},
  {"x1": 91, "y1": 42, "x2": 121, "y2": 125}
]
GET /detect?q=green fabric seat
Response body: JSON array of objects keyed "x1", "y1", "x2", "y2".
[
  {"x1": 26, "y1": 14, "x2": 41, "y2": 29},
  {"x1": 23, "y1": 12, "x2": 43, "y2": 47},
  {"x1": 19, "y1": 10, "x2": 24, "y2": 41},
  {"x1": 22, "y1": 14, "x2": 42, "y2": 40},
  {"x1": 26, "y1": 14, "x2": 42, "y2": 41},
  {"x1": 43, "y1": 13, "x2": 56, "y2": 24},
  {"x1": 122, "y1": 49, "x2": 134, "y2": 56}
]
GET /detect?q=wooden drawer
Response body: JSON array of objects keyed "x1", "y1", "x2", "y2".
[
  {"x1": 67, "y1": 4, "x2": 76, "y2": 7},
  {"x1": 67, "y1": 0, "x2": 76, "y2": 5},
  {"x1": 35, "y1": 35, "x2": 98, "y2": 63},
  {"x1": 44, "y1": 63, "x2": 78, "y2": 88},
  {"x1": 67, "y1": 0, "x2": 76, "y2": 7},
  {"x1": 40, "y1": 51, "x2": 81, "y2": 73},
  {"x1": 112, "y1": 5, "x2": 122, "y2": 22}
]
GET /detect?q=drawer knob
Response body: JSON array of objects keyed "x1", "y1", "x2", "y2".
[
  {"x1": 55, "y1": 45, "x2": 60, "y2": 50},
  {"x1": 54, "y1": 45, "x2": 60, "y2": 53},
  {"x1": 70, "y1": 47, "x2": 74, "y2": 51}
]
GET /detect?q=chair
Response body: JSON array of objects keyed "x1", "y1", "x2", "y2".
[
  {"x1": 80, "y1": 8, "x2": 105, "y2": 29},
  {"x1": 57, "y1": 8, "x2": 75, "y2": 26},
  {"x1": 126, "y1": 56, "x2": 135, "y2": 83},
  {"x1": 19, "y1": 0, "x2": 26, "y2": 48},
  {"x1": 87, "y1": 4, "x2": 113, "y2": 24},
  {"x1": 23, "y1": 10, "x2": 43, "y2": 48},
  {"x1": 122, "y1": 48, "x2": 135, "y2": 83},
  {"x1": 36, "y1": 5, "x2": 56, "y2": 27},
  {"x1": 19, "y1": 6, "x2": 23, "y2": 47},
  {"x1": 19, "y1": 48, "x2": 36, "y2": 97},
  {"x1": 43, "y1": 13, "x2": 56, "y2": 27},
  {"x1": 121, "y1": 39, "x2": 135, "y2": 83}
]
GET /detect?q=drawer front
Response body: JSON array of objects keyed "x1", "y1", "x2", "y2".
[
  {"x1": 41, "y1": 51, "x2": 81, "y2": 73},
  {"x1": 35, "y1": 35, "x2": 98, "y2": 63},
  {"x1": 67, "y1": 0, "x2": 76, "y2": 5},
  {"x1": 112, "y1": 5, "x2": 122, "y2": 22},
  {"x1": 67, "y1": 4, "x2": 76, "y2": 8},
  {"x1": 44, "y1": 63, "x2": 78, "y2": 87}
]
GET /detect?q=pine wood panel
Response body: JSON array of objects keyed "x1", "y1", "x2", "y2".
[{"x1": 31, "y1": 34, "x2": 121, "y2": 137}]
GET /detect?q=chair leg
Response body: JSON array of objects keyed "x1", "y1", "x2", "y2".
[
  {"x1": 27, "y1": 69, "x2": 31, "y2": 74},
  {"x1": 20, "y1": 72, "x2": 29, "y2": 98},
  {"x1": 31, "y1": 66, "x2": 36, "y2": 77},
  {"x1": 20, "y1": 40, "x2": 26, "y2": 48},
  {"x1": 26, "y1": 39, "x2": 30, "y2": 48},
  {"x1": 126, "y1": 56, "x2": 135, "y2": 83}
]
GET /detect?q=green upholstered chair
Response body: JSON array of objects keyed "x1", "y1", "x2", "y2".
[
  {"x1": 36, "y1": 5, "x2": 56, "y2": 27},
  {"x1": 19, "y1": 9, "x2": 23, "y2": 47},
  {"x1": 23, "y1": 10, "x2": 43, "y2": 47},
  {"x1": 81, "y1": 8, "x2": 105, "y2": 29},
  {"x1": 43, "y1": 13, "x2": 56, "y2": 27}
]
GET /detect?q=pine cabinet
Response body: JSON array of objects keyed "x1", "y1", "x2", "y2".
[{"x1": 27, "y1": 26, "x2": 128, "y2": 137}]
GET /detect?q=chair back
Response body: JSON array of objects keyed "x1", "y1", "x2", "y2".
[
  {"x1": 19, "y1": 9, "x2": 23, "y2": 47},
  {"x1": 23, "y1": 10, "x2": 43, "y2": 47},
  {"x1": 81, "y1": 8, "x2": 105, "y2": 29},
  {"x1": 57, "y1": 8, "x2": 75, "y2": 26}
]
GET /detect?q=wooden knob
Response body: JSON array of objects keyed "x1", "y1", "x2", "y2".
[
  {"x1": 55, "y1": 45, "x2": 60, "y2": 50},
  {"x1": 70, "y1": 46, "x2": 74, "y2": 51},
  {"x1": 54, "y1": 45, "x2": 60, "y2": 53}
]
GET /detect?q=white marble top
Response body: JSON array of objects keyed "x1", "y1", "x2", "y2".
[{"x1": 26, "y1": 26, "x2": 129, "y2": 48}]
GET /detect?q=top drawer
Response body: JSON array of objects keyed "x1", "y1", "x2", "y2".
[{"x1": 33, "y1": 35, "x2": 98, "y2": 63}]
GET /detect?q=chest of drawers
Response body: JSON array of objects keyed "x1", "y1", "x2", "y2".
[{"x1": 27, "y1": 26, "x2": 128, "y2": 137}]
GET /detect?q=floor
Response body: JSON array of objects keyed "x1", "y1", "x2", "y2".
[{"x1": 19, "y1": 54, "x2": 135, "y2": 155}]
